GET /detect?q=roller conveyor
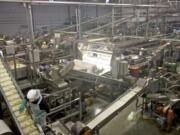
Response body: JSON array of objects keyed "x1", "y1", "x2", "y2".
[{"x1": 0, "y1": 58, "x2": 40, "y2": 135}]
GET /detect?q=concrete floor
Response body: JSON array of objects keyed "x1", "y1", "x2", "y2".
[
  {"x1": 100, "y1": 101, "x2": 180, "y2": 135},
  {"x1": 84, "y1": 98, "x2": 109, "y2": 122}
]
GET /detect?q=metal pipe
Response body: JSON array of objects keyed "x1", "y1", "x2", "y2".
[
  {"x1": 27, "y1": 4, "x2": 34, "y2": 45},
  {"x1": 116, "y1": 35, "x2": 180, "y2": 42},
  {"x1": 168, "y1": 0, "x2": 180, "y2": 2},
  {"x1": 49, "y1": 98, "x2": 80, "y2": 113},
  {"x1": 85, "y1": 15, "x2": 134, "y2": 33},
  {"x1": 32, "y1": 1, "x2": 169, "y2": 8},
  {"x1": 75, "y1": 7, "x2": 79, "y2": 38},
  {"x1": 60, "y1": 111, "x2": 80, "y2": 121},
  {"x1": 59, "y1": 13, "x2": 111, "y2": 31},
  {"x1": 79, "y1": 91, "x2": 82, "y2": 120},
  {"x1": 78, "y1": 6, "x2": 81, "y2": 40},
  {"x1": 96, "y1": 5, "x2": 99, "y2": 27},
  {"x1": 0, "y1": 0, "x2": 169, "y2": 8},
  {"x1": 112, "y1": 7, "x2": 115, "y2": 36},
  {"x1": 13, "y1": 53, "x2": 17, "y2": 80},
  {"x1": 26, "y1": 3, "x2": 36, "y2": 81}
]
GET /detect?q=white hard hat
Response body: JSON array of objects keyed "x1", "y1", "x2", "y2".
[{"x1": 27, "y1": 89, "x2": 41, "y2": 102}]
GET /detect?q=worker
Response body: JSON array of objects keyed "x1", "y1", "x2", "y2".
[
  {"x1": 41, "y1": 41, "x2": 48, "y2": 49},
  {"x1": 27, "y1": 89, "x2": 49, "y2": 127},
  {"x1": 39, "y1": 64, "x2": 49, "y2": 72},
  {"x1": 48, "y1": 39, "x2": 54, "y2": 48},
  {"x1": 19, "y1": 89, "x2": 49, "y2": 128},
  {"x1": 166, "y1": 108, "x2": 174, "y2": 131}
]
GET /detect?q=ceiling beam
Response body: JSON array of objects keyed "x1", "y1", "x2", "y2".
[{"x1": 0, "y1": 0, "x2": 169, "y2": 8}]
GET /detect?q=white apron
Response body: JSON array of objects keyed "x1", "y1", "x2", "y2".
[{"x1": 29, "y1": 96, "x2": 47, "y2": 127}]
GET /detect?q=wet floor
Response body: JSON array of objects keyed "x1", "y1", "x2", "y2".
[{"x1": 100, "y1": 101, "x2": 180, "y2": 135}]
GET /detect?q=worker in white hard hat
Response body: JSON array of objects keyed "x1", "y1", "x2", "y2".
[{"x1": 26, "y1": 89, "x2": 49, "y2": 127}]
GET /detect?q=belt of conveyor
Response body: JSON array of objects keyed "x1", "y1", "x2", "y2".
[
  {"x1": 87, "y1": 78, "x2": 148, "y2": 131},
  {"x1": 0, "y1": 60, "x2": 40, "y2": 135}
]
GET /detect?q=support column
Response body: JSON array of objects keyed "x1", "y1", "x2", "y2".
[
  {"x1": 25, "y1": 3, "x2": 36, "y2": 81},
  {"x1": 145, "y1": 0, "x2": 149, "y2": 39},
  {"x1": 67, "y1": 5, "x2": 72, "y2": 25},
  {"x1": 78, "y1": 6, "x2": 81, "y2": 40},
  {"x1": 112, "y1": 7, "x2": 115, "y2": 36},
  {"x1": 136, "y1": 10, "x2": 140, "y2": 36},
  {"x1": 96, "y1": 5, "x2": 99, "y2": 27},
  {"x1": 75, "y1": 6, "x2": 81, "y2": 40},
  {"x1": 27, "y1": 3, "x2": 35, "y2": 44}
]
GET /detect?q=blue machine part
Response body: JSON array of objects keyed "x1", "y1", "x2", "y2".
[{"x1": 173, "y1": 28, "x2": 180, "y2": 33}]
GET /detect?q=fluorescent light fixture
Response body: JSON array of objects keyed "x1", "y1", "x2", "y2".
[{"x1": 106, "y1": 0, "x2": 110, "y2": 3}]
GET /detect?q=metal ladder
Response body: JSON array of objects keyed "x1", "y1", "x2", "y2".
[{"x1": 0, "y1": 56, "x2": 40, "y2": 135}]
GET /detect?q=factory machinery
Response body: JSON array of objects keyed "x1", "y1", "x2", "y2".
[
  {"x1": 1, "y1": 36, "x2": 180, "y2": 135},
  {"x1": 0, "y1": 54, "x2": 150, "y2": 135},
  {"x1": 141, "y1": 72, "x2": 180, "y2": 131}
]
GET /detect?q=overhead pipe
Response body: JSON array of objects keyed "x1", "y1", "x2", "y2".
[
  {"x1": 0, "y1": 0, "x2": 169, "y2": 8},
  {"x1": 59, "y1": 13, "x2": 112, "y2": 31},
  {"x1": 85, "y1": 15, "x2": 134, "y2": 33}
]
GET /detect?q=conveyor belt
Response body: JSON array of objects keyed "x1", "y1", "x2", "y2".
[
  {"x1": 87, "y1": 78, "x2": 149, "y2": 131},
  {"x1": 0, "y1": 57, "x2": 40, "y2": 135},
  {"x1": 67, "y1": 70, "x2": 124, "y2": 86}
]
